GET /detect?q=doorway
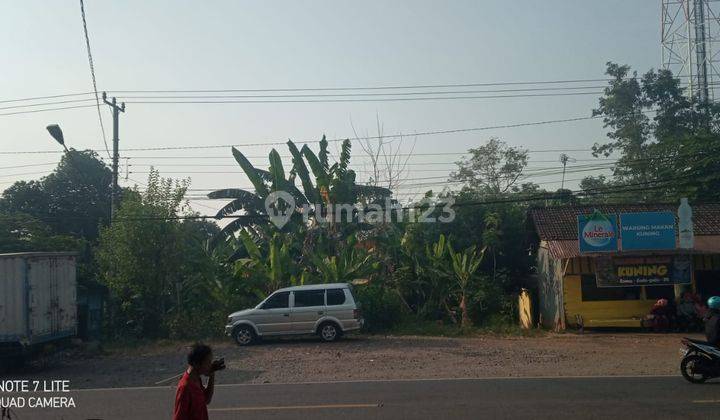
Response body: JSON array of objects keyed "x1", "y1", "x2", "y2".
[{"x1": 695, "y1": 271, "x2": 720, "y2": 302}]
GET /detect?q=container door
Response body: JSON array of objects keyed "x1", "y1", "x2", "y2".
[
  {"x1": 27, "y1": 257, "x2": 54, "y2": 340},
  {"x1": 0, "y1": 257, "x2": 27, "y2": 342},
  {"x1": 56, "y1": 257, "x2": 77, "y2": 336},
  {"x1": 27, "y1": 257, "x2": 77, "y2": 342}
]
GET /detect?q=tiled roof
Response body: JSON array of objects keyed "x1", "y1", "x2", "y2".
[{"x1": 529, "y1": 203, "x2": 720, "y2": 241}]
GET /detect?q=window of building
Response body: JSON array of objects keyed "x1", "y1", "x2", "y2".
[
  {"x1": 293, "y1": 290, "x2": 325, "y2": 307},
  {"x1": 580, "y1": 274, "x2": 641, "y2": 301},
  {"x1": 262, "y1": 291, "x2": 289, "y2": 309},
  {"x1": 326, "y1": 289, "x2": 346, "y2": 306}
]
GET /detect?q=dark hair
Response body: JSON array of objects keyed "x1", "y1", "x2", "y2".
[{"x1": 187, "y1": 343, "x2": 212, "y2": 367}]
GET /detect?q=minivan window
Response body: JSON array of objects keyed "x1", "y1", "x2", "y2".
[
  {"x1": 294, "y1": 290, "x2": 325, "y2": 307},
  {"x1": 262, "y1": 291, "x2": 289, "y2": 309},
  {"x1": 326, "y1": 289, "x2": 346, "y2": 306}
]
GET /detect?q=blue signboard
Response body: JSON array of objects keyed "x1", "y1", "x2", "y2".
[
  {"x1": 620, "y1": 212, "x2": 676, "y2": 251},
  {"x1": 578, "y1": 211, "x2": 619, "y2": 253}
]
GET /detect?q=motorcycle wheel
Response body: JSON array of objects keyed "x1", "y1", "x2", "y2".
[{"x1": 681, "y1": 354, "x2": 709, "y2": 384}]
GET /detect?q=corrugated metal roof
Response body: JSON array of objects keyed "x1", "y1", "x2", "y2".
[
  {"x1": 0, "y1": 252, "x2": 78, "y2": 258},
  {"x1": 544, "y1": 237, "x2": 720, "y2": 259},
  {"x1": 546, "y1": 240, "x2": 580, "y2": 259},
  {"x1": 530, "y1": 203, "x2": 720, "y2": 241}
]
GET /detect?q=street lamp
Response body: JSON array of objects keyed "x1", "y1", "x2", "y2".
[{"x1": 46, "y1": 124, "x2": 69, "y2": 152}]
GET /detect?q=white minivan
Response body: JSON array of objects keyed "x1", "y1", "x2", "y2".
[{"x1": 225, "y1": 283, "x2": 363, "y2": 345}]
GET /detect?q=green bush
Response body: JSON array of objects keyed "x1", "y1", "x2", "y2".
[{"x1": 353, "y1": 284, "x2": 405, "y2": 333}]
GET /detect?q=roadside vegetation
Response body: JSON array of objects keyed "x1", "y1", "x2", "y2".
[{"x1": 1, "y1": 63, "x2": 719, "y2": 341}]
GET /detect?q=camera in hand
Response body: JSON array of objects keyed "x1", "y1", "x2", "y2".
[{"x1": 211, "y1": 358, "x2": 226, "y2": 372}]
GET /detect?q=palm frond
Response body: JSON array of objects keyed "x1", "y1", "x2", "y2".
[
  {"x1": 302, "y1": 144, "x2": 330, "y2": 188},
  {"x1": 239, "y1": 229, "x2": 263, "y2": 260},
  {"x1": 319, "y1": 135, "x2": 329, "y2": 170},
  {"x1": 215, "y1": 198, "x2": 264, "y2": 218},
  {"x1": 255, "y1": 169, "x2": 273, "y2": 183},
  {"x1": 232, "y1": 147, "x2": 270, "y2": 197},
  {"x1": 268, "y1": 149, "x2": 286, "y2": 191},
  {"x1": 339, "y1": 139, "x2": 351, "y2": 173},
  {"x1": 207, "y1": 188, "x2": 258, "y2": 200},
  {"x1": 287, "y1": 140, "x2": 319, "y2": 203},
  {"x1": 208, "y1": 216, "x2": 257, "y2": 250}
]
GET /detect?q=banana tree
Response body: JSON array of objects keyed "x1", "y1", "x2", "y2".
[
  {"x1": 208, "y1": 145, "x2": 309, "y2": 251},
  {"x1": 233, "y1": 231, "x2": 301, "y2": 294},
  {"x1": 447, "y1": 243, "x2": 486, "y2": 329},
  {"x1": 209, "y1": 136, "x2": 392, "y2": 255},
  {"x1": 300, "y1": 137, "x2": 392, "y2": 219},
  {"x1": 310, "y1": 235, "x2": 377, "y2": 284}
]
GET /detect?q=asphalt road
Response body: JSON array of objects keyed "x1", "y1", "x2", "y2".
[{"x1": 3, "y1": 376, "x2": 720, "y2": 419}]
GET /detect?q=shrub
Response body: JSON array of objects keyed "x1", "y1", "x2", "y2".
[{"x1": 354, "y1": 283, "x2": 405, "y2": 333}]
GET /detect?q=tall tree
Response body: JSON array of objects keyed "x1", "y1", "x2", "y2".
[
  {"x1": 585, "y1": 62, "x2": 720, "y2": 201},
  {"x1": 0, "y1": 149, "x2": 113, "y2": 241},
  {"x1": 451, "y1": 138, "x2": 531, "y2": 196},
  {"x1": 97, "y1": 170, "x2": 222, "y2": 338},
  {"x1": 0, "y1": 211, "x2": 80, "y2": 253}
]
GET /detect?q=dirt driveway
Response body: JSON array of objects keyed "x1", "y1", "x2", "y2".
[{"x1": 10, "y1": 332, "x2": 698, "y2": 389}]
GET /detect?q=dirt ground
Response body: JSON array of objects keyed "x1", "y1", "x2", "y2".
[{"x1": 8, "y1": 332, "x2": 700, "y2": 389}]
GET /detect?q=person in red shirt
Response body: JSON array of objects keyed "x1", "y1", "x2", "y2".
[{"x1": 173, "y1": 343, "x2": 216, "y2": 420}]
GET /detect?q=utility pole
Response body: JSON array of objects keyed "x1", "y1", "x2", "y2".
[
  {"x1": 102, "y1": 92, "x2": 125, "y2": 220},
  {"x1": 559, "y1": 154, "x2": 569, "y2": 190},
  {"x1": 559, "y1": 154, "x2": 577, "y2": 190}
]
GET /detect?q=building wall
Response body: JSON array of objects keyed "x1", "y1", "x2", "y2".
[
  {"x1": 563, "y1": 255, "x2": 720, "y2": 328},
  {"x1": 536, "y1": 248, "x2": 720, "y2": 330},
  {"x1": 536, "y1": 242, "x2": 565, "y2": 330},
  {"x1": 563, "y1": 275, "x2": 657, "y2": 328}
]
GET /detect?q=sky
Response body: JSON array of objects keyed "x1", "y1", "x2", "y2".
[{"x1": 0, "y1": 1, "x2": 662, "y2": 212}]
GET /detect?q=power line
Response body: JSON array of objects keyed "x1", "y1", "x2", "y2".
[
  {"x1": 114, "y1": 85, "x2": 607, "y2": 100},
  {"x1": 0, "y1": 162, "x2": 57, "y2": 170},
  {"x1": 122, "y1": 91, "x2": 602, "y2": 105},
  {"x1": 0, "y1": 92, "x2": 93, "y2": 105},
  {"x1": 79, "y1": 0, "x2": 111, "y2": 160},
  {"x1": 2, "y1": 173, "x2": 706, "y2": 223},
  {"x1": 121, "y1": 151, "x2": 596, "y2": 159},
  {"x1": 126, "y1": 163, "x2": 608, "y2": 172},
  {"x1": 127, "y1": 164, "x2": 614, "y2": 179},
  {"x1": 0, "y1": 98, "x2": 97, "y2": 111},
  {"x1": 104, "y1": 78, "x2": 620, "y2": 94},
  {"x1": 3, "y1": 73, "x2": 708, "y2": 107},
  {"x1": 0, "y1": 170, "x2": 54, "y2": 179},
  {"x1": 123, "y1": 157, "x2": 616, "y2": 164},
  {"x1": 0, "y1": 90, "x2": 606, "y2": 117},
  {"x1": 0, "y1": 81, "x2": 615, "y2": 108},
  {"x1": 0, "y1": 74, "x2": 682, "y2": 106},
  {"x1": 178, "y1": 174, "x2": 604, "y2": 199},
  {"x1": 0, "y1": 87, "x2": 604, "y2": 112},
  {"x1": 0, "y1": 104, "x2": 98, "y2": 117},
  {"x1": 0, "y1": 116, "x2": 600, "y2": 154}
]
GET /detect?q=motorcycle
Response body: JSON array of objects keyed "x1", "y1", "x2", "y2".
[{"x1": 680, "y1": 337, "x2": 720, "y2": 383}]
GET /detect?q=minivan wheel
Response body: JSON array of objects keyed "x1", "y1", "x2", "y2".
[
  {"x1": 318, "y1": 322, "x2": 341, "y2": 342},
  {"x1": 233, "y1": 326, "x2": 256, "y2": 346}
]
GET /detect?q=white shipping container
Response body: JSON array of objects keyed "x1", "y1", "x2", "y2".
[{"x1": 0, "y1": 252, "x2": 77, "y2": 347}]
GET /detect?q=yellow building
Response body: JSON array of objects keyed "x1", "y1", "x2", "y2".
[{"x1": 529, "y1": 203, "x2": 720, "y2": 330}]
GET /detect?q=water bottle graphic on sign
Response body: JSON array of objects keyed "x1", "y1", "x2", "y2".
[{"x1": 678, "y1": 198, "x2": 694, "y2": 249}]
